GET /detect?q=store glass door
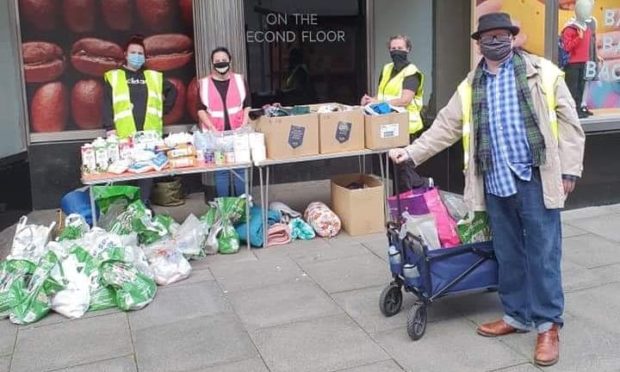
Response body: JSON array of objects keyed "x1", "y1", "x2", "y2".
[{"x1": 244, "y1": 0, "x2": 368, "y2": 107}]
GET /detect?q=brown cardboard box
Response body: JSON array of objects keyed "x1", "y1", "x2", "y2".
[
  {"x1": 255, "y1": 112, "x2": 319, "y2": 160},
  {"x1": 331, "y1": 174, "x2": 385, "y2": 236},
  {"x1": 364, "y1": 111, "x2": 409, "y2": 150},
  {"x1": 317, "y1": 107, "x2": 365, "y2": 154}
]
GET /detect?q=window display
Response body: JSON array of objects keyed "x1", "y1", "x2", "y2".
[{"x1": 17, "y1": 0, "x2": 197, "y2": 137}]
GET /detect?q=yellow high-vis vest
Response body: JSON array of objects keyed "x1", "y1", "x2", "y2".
[
  {"x1": 377, "y1": 63, "x2": 425, "y2": 135},
  {"x1": 457, "y1": 58, "x2": 563, "y2": 170},
  {"x1": 104, "y1": 69, "x2": 164, "y2": 139}
]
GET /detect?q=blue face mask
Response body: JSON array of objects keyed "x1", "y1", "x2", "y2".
[{"x1": 127, "y1": 53, "x2": 145, "y2": 69}]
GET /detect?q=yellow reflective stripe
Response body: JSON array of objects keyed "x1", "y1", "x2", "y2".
[
  {"x1": 539, "y1": 58, "x2": 561, "y2": 140},
  {"x1": 457, "y1": 80, "x2": 472, "y2": 170},
  {"x1": 112, "y1": 94, "x2": 131, "y2": 104},
  {"x1": 114, "y1": 110, "x2": 133, "y2": 122}
]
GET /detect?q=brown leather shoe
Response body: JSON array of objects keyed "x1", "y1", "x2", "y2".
[
  {"x1": 535, "y1": 325, "x2": 560, "y2": 366},
  {"x1": 477, "y1": 319, "x2": 522, "y2": 337}
]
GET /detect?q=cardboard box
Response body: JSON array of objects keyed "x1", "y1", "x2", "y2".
[
  {"x1": 331, "y1": 174, "x2": 385, "y2": 236},
  {"x1": 364, "y1": 111, "x2": 409, "y2": 150},
  {"x1": 255, "y1": 112, "x2": 319, "y2": 160},
  {"x1": 317, "y1": 107, "x2": 365, "y2": 154}
]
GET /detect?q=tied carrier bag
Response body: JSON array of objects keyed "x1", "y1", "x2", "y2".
[{"x1": 379, "y1": 162, "x2": 498, "y2": 341}]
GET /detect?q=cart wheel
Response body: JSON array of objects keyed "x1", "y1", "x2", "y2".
[
  {"x1": 379, "y1": 284, "x2": 403, "y2": 317},
  {"x1": 407, "y1": 302, "x2": 427, "y2": 341}
]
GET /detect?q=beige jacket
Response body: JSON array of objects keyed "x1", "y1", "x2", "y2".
[{"x1": 405, "y1": 53, "x2": 585, "y2": 211}]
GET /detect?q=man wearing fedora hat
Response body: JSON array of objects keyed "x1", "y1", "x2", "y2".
[{"x1": 390, "y1": 12, "x2": 585, "y2": 366}]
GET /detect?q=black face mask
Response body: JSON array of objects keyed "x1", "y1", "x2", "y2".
[
  {"x1": 390, "y1": 50, "x2": 409, "y2": 68},
  {"x1": 479, "y1": 37, "x2": 513, "y2": 62},
  {"x1": 213, "y1": 61, "x2": 230, "y2": 74}
]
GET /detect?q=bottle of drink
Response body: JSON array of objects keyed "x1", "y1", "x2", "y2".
[
  {"x1": 388, "y1": 245, "x2": 402, "y2": 274},
  {"x1": 403, "y1": 264, "x2": 420, "y2": 287}
]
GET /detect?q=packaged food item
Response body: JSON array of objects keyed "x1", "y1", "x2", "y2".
[
  {"x1": 81, "y1": 144, "x2": 97, "y2": 174},
  {"x1": 108, "y1": 160, "x2": 131, "y2": 175},
  {"x1": 93, "y1": 137, "x2": 109, "y2": 171},
  {"x1": 128, "y1": 162, "x2": 154, "y2": 174},
  {"x1": 152, "y1": 152, "x2": 169, "y2": 171},
  {"x1": 224, "y1": 141, "x2": 235, "y2": 164},
  {"x1": 119, "y1": 139, "x2": 133, "y2": 161},
  {"x1": 167, "y1": 144, "x2": 196, "y2": 158},
  {"x1": 106, "y1": 135, "x2": 120, "y2": 164},
  {"x1": 214, "y1": 140, "x2": 225, "y2": 166},
  {"x1": 169, "y1": 156, "x2": 196, "y2": 168}
]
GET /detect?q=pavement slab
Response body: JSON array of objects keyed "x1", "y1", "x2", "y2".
[
  {"x1": 0, "y1": 321, "x2": 16, "y2": 357},
  {"x1": 198, "y1": 357, "x2": 270, "y2": 372},
  {"x1": 54, "y1": 355, "x2": 137, "y2": 372},
  {"x1": 335, "y1": 359, "x2": 405, "y2": 372},
  {"x1": 11, "y1": 313, "x2": 133, "y2": 372},
  {"x1": 568, "y1": 213, "x2": 620, "y2": 242},
  {"x1": 133, "y1": 314, "x2": 257, "y2": 372},
  {"x1": 251, "y1": 314, "x2": 389, "y2": 372}
]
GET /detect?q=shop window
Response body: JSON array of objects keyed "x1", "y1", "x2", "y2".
[
  {"x1": 244, "y1": 0, "x2": 367, "y2": 107},
  {"x1": 558, "y1": 0, "x2": 620, "y2": 119},
  {"x1": 17, "y1": 0, "x2": 197, "y2": 139}
]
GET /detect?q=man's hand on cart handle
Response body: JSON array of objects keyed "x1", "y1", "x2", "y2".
[{"x1": 389, "y1": 148, "x2": 410, "y2": 164}]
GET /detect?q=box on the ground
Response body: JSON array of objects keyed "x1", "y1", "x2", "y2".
[
  {"x1": 331, "y1": 174, "x2": 385, "y2": 236},
  {"x1": 313, "y1": 104, "x2": 365, "y2": 154},
  {"x1": 254, "y1": 112, "x2": 319, "y2": 160},
  {"x1": 364, "y1": 111, "x2": 409, "y2": 150}
]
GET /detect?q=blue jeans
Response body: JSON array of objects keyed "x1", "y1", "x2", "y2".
[
  {"x1": 485, "y1": 170, "x2": 563, "y2": 333},
  {"x1": 215, "y1": 170, "x2": 246, "y2": 197}
]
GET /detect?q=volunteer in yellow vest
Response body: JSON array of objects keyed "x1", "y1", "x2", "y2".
[
  {"x1": 103, "y1": 35, "x2": 177, "y2": 203},
  {"x1": 362, "y1": 35, "x2": 431, "y2": 191},
  {"x1": 361, "y1": 34, "x2": 425, "y2": 135},
  {"x1": 390, "y1": 13, "x2": 584, "y2": 367}
]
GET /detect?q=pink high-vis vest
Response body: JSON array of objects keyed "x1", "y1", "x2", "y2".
[{"x1": 199, "y1": 73, "x2": 246, "y2": 131}]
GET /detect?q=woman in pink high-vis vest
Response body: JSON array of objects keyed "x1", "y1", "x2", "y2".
[{"x1": 198, "y1": 47, "x2": 251, "y2": 197}]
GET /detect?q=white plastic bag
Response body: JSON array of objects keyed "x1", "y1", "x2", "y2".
[
  {"x1": 401, "y1": 212, "x2": 441, "y2": 250},
  {"x1": 9, "y1": 216, "x2": 56, "y2": 263},
  {"x1": 174, "y1": 214, "x2": 206, "y2": 257},
  {"x1": 50, "y1": 252, "x2": 93, "y2": 319},
  {"x1": 143, "y1": 240, "x2": 191, "y2": 286}
]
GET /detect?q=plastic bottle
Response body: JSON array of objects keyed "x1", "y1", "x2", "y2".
[
  {"x1": 403, "y1": 264, "x2": 420, "y2": 286},
  {"x1": 388, "y1": 245, "x2": 403, "y2": 276},
  {"x1": 214, "y1": 138, "x2": 225, "y2": 166},
  {"x1": 224, "y1": 139, "x2": 235, "y2": 164}
]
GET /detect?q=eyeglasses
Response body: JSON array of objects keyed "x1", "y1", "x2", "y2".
[{"x1": 479, "y1": 34, "x2": 512, "y2": 43}]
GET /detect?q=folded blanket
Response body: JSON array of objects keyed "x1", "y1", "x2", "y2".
[
  {"x1": 235, "y1": 206, "x2": 281, "y2": 247},
  {"x1": 289, "y1": 217, "x2": 315, "y2": 240},
  {"x1": 269, "y1": 201, "x2": 301, "y2": 223},
  {"x1": 267, "y1": 223, "x2": 292, "y2": 246}
]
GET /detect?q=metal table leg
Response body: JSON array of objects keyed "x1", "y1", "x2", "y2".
[
  {"x1": 89, "y1": 185, "x2": 97, "y2": 227},
  {"x1": 244, "y1": 167, "x2": 251, "y2": 250},
  {"x1": 258, "y1": 165, "x2": 265, "y2": 249},
  {"x1": 264, "y1": 165, "x2": 270, "y2": 248}
]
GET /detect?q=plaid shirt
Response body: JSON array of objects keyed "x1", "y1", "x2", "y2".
[{"x1": 483, "y1": 57, "x2": 532, "y2": 197}]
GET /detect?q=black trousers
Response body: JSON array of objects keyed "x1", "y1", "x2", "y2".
[{"x1": 564, "y1": 63, "x2": 586, "y2": 109}]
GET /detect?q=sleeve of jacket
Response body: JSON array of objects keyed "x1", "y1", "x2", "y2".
[
  {"x1": 562, "y1": 27, "x2": 582, "y2": 53},
  {"x1": 555, "y1": 76, "x2": 585, "y2": 177},
  {"x1": 405, "y1": 88, "x2": 464, "y2": 166}
]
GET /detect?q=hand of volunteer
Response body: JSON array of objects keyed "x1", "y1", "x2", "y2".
[
  {"x1": 563, "y1": 179, "x2": 576, "y2": 195},
  {"x1": 389, "y1": 148, "x2": 410, "y2": 164},
  {"x1": 361, "y1": 94, "x2": 375, "y2": 106}
]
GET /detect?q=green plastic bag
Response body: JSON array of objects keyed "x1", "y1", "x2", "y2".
[
  {"x1": 100, "y1": 261, "x2": 156, "y2": 311},
  {"x1": 9, "y1": 251, "x2": 64, "y2": 325},
  {"x1": 109, "y1": 201, "x2": 172, "y2": 245},
  {"x1": 0, "y1": 260, "x2": 36, "y2": 318},
  {"x1": 218, "y1": 224, "x2": 240, "y2": 254},
  {"x1": 89, "y1": 286, "x2": 117, "y2": 312},
  {"x1": 93, "y1": 185, "x2": 141, "y2": 215},
  {"x1": 457, "y1": 212, "x2": 492, "y2": 244}
]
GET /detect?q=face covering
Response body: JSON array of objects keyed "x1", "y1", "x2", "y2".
[
  {"x1": 479, "y1": 36, "x2": 513, "y2": 62},
  {"x1": 390, "y1": 50, "x2": 409, "y2": 68},
  {"x1": 127, "y1": 53, "x2": 145, "y2": 70},
  {"x1": 214, "y1": 61, "x2": 230, "y2": 74}
]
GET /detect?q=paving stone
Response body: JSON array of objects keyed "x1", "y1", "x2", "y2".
[
  {"x1": 0, "y1": 320, "x2": 17, "y2": 357},
  {"x1": 439, "y1": 291, "x2": 505, "y2": 327},
  {"x1": 589, "y1": 263, "x2": 620, "y2": 283},
  {"x1": 331, "y1": 286, "x2": 460, "y2": 335},
  {"x1": 570, "y1": 214, "x2": 620, "y2": 242},
  {"x1": 561, "y1": 207, "x2": 614, "y2": 222},
  {"x1": 251, "y1": 314, "x2": 389, "y2": 372},
  {"x1": 561, "y1": 260, "x2": 605, "y2": 292},
  {"x1": 58, "y1": 355, "x2": 137, "y2": 372},
  {"x1": 564, "y1": 282, "x2": 620, "y2": 334},
  {"x1": 289, "y1": 242, "x2": 369, "y2": 264},
  {"x1": 11, "y1": 313, "x2": 132, "y2": 372},
  {"x1": 492, "y1": 363, "x2": 542, "y2": 372},
  {"x1": 561, "y1": 224, "x2": 587, "y2": 238},
  {"x1": 0, "y1": 356, "x2": 9, "y2": 372},
  {"x1": 563, "y1": 234, "x2": 620, "y2": 268},
  {"x1": 361, "y1": 237, "x2": 390, "y2": 262},
  {"x1": 165, "y1": 266, "x2": 215, "y2": 287},
  {"x1": 500, "y1": 318, "x2": 620, "y2": 372},
  {"x1": 19, "y1": 308, "x2": 121, "y2": 330},
  {"x1": 203, "y1": 249, "x2": 258, "y2": 267},
  {"x1": 252, "y1": 238, "x2": 331, "y2": 260},
  {"x1": 373, "y1": 318, "x2": 527, "y2": 372},
  {"x1": 229, "y1": 278, "x2": 341, "y2": 330},
  {"x1": 134, "y1": 314, "x2": 257, "y2": 372},
  {"x1": 198, "y1": 358, "x2": 270, "y2": 372},
  {"x1": 209, "y1": 257, "x2": 305, "y2": 293},
  {"x1": 299, "y1": 253, "x2": 390, "y2": 294},
  {"x1": 129, "y1": 281, "x2": 231, "y2": 331},
  {"x1": 336, "y1": 359, "x2": 404, "y2": 372}
]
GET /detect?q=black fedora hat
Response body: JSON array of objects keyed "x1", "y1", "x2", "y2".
[{"x1": 471, "y1": 12, "x2": 520, "y2": 40}]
